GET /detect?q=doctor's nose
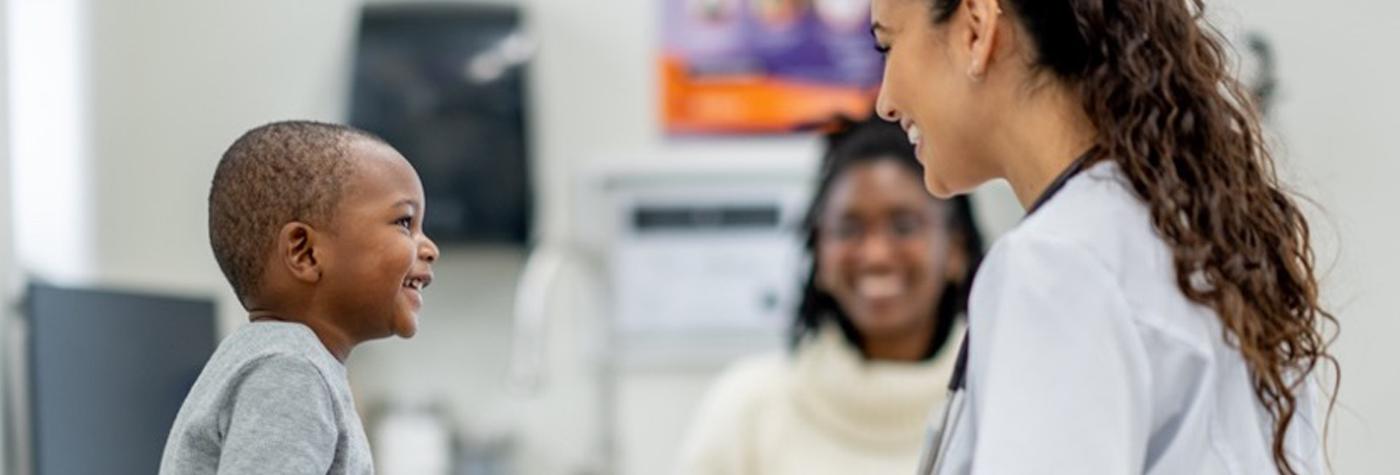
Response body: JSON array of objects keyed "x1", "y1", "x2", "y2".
[{"x1": 876, "y1": 85, "x2": 898, "y2": 123}]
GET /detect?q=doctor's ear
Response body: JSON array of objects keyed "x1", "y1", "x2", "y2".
[{"x1": 961, "y1": 0, "x2": 1005, "y2": 80}]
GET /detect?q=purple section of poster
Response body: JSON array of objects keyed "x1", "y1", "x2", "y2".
[
  {"x1": 663, "y1": 0, "x2": 753, "y2": 75},
  {"x1": 663, "y1": 0, "x2": 882, "y2": 87}
]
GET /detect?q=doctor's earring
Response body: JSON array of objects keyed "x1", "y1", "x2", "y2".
[{"x1": 967, "y1": 60, "x2": 984, "y2": 82}]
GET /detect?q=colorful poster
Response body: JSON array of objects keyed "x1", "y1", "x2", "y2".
[{"x1": 661, "y1": 0, "x2": 882, "y2": 134}]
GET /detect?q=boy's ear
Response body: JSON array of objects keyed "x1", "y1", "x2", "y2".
[{"x1": 278, "y1": 221, "x2": 323, "y2": 284}]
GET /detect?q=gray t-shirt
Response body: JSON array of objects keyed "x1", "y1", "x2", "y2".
[{"x1": 160, "y1": 321, "x2": 373, "y2": 474}]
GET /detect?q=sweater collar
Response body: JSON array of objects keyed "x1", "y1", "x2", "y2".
[{"x1": 788, "y1": 323, "x2": 960, "y2": 447}]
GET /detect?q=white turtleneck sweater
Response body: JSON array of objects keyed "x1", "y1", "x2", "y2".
[{"x1": 676, "y1": 323, "x2": 961, "y2": 475}]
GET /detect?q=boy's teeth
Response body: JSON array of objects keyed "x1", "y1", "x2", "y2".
[{"x1": 907, "y1": 125, "x2": 921, "y2": 146}]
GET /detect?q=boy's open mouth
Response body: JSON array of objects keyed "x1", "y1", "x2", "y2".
[{"x1": 403, "y1": 275, "x2": 431, "y2": 291}]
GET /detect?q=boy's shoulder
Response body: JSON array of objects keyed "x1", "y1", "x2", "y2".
[
  {"x1": 167, "y1": 321, "x2": 352, "y2": 441},
  {"x1": 185, "y1": 321, "x2": 346, "y2": 404},
  {"x1": 161, "y1": 322, "x2": 369, "y2": 474},
  {"x1": 212, "y1": 321, "x2": 344, "y2": 383}
]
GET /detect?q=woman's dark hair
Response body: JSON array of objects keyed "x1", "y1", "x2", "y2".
[
  {"x1": 792, "y1": 115, "x2": 985, "y2": 360},
  {"x1": 926, "y1": 1, "x2": 1338, "y2": 472}
]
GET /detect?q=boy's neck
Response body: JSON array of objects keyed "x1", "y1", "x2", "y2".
[{"x1": 248, "y1": 309, "x2": 356, "y2": 363}]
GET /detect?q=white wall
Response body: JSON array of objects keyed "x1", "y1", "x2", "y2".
[
  {"x1": 347, "y1": 247, "x2": 526, "y2": 464},
  {"x1": 0, "y1": 0, "x2": 12, "y2": 471},
  {"x1": 85, "y1": 0, "x2": 359, "y2": 328},
  {"x1": 1215, "y1": 1, "x2": 1400, "y2": 472},
  {"x1": 8, "y1": 0, "x2": 95, "y2": 285}
]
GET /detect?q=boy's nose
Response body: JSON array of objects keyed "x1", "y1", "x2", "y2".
[{"x1": 419, "y1": 236, "x2": 440, "y2": 263}]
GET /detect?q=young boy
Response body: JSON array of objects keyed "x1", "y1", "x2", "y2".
[{"x1": 160, "y1": 121, "x2": 439, "y2": 474}]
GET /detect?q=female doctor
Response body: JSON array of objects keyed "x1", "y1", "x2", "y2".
[{"x1": 868, "y1": 0, "x2": 1338, "y2": 474}]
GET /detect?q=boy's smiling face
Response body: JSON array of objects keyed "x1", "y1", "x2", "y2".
[{"x1": 319, "y1": 139, "x2": 439, "y2": 341}]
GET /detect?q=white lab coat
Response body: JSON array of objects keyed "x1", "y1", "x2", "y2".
[{"x1": 921, "y1": 161, "x2": 1324, "y2": 474}]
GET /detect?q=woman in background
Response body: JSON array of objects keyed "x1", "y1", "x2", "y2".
[{"x1": 676, "y1": 115, "x2": 984, "y2": 475}]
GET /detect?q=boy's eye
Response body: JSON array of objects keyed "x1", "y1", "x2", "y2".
[{"x1": 394, "y1": 216, "x2": 413, "y2": 230}]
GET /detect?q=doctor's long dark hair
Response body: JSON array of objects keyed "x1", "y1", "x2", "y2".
[
  {"x1": 925, "y1": 0, "x2": 1338, "y2": 472},
  {"x1": 792, "y1": 116, "x2": 984, "y2": 360}
]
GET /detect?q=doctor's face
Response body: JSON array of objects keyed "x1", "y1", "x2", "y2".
[
  {"x1": 817, "y1": 159, "x2": 953, "y2": 342},
  {"x1": 872, "y1": 0, "x2": 1002, "y2": 197}
]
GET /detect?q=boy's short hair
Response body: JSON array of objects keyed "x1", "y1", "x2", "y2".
[{"x1": 209, "y1": 120, "x2": 386, "y2": 303}]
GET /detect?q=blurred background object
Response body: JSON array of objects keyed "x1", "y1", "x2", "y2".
[
  {"x1": 660, "y1": 0, "x2": 883, "y2": 134},
  {"x1": 350, "y1": 3, "x2": 533, "y2": 244},
  {"x1": 15, "y1": 283, "x2": 216, "y2": 475},
  {"x1": 372, "y1": 401, "x2": 462, "y2": 475},
  {"x1": 0, "y1": 0, "x2": 1394, "y2": 474}
]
